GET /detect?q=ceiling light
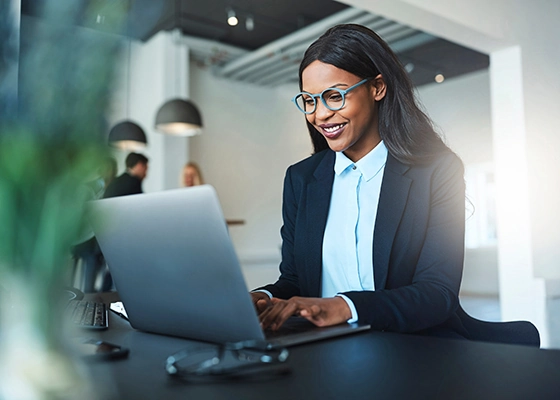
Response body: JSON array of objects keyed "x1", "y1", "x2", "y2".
[
  {"x1": 154, "y1": 22, "x2": 203, "y2": 137},
  {"x1": 404, "y1": 63, "x2": 414, "y2": 73},
  {"x1": 227, "y1": 9, "x2": 238, "y2": 26},
  {"x1": 155, "y1": 98, "x2": 203, "y2": 136},
  {"x1": 108, "y1": 121, "x2": 147, "y2": 150},
  {"x1": 434, "y1": 73, "x2": 445, "y2": 83}
]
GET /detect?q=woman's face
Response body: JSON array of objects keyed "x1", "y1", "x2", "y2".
[
  {"x1": 183, "y1": 166, "x2": 198, "y2": 187},
  {"x1": 302, "y1": 61, "x2": 385, "y2": 162}
]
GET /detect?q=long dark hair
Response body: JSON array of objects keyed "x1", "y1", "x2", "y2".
[{"x1": 300, "y1": 24, "x2": 450, "y2": 165}]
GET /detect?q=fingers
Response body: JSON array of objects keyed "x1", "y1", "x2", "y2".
[
  {"x1": 259, "y1": 297, "x2": 352, "y2": 330},
  {"x1": 259, "y1": 298, "x2": 300, "y2": 331},
  {"x1": 299, "y1": 304, "x2": 321, "y2": 319},
  {"x1": 295, "y1": 298, "x2": 351, "y2": 327},
  {"x1": 299, "y1": 304, "x2": 329, "y2": 326},
  {"x1": 255, "y1": 299, "x2": 271, "y2": 313},
  {"x1": 250, "y1": 292, "x2": 272, "y2": 314}
]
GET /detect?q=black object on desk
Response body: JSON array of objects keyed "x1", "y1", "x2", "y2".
[
  {"x1": 84, "y1": 311, "x2": 560, "y2": 400},
  {"x1": 73, "y1": 338, "x2": 129, "y2": 361}
]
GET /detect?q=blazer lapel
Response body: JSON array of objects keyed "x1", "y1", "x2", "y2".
[
  {"x1": 305, "y1": 151, "x2": 335, "y2": 297},
  {"x1": 373, "y1": 154, "x2": 411, "y2": 290}
]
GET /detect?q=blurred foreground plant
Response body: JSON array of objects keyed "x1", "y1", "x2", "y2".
[{"x1": 0, "y1": 1, "x2": 127, "y2": 399}]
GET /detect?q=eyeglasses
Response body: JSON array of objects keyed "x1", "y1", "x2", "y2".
[
  {"x1": 165, "y1": 340, "x2": 290, "y2": 382},
  {"x1": 291, "y1": 78, "x2": 370, "y2": 114}
]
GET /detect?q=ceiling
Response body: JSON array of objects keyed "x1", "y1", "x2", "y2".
[{"x1": 21, "y1": 0, "x2": 489, "y2": 87}]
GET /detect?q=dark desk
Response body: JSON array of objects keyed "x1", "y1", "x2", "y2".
[{"x1": 85, "y1": 308, "x2": 560, "y2": 400}]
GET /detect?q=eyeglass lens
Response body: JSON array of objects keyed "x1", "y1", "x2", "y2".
[{"x1": 294, "y1": 89, "x2": 344, "y2": 114}]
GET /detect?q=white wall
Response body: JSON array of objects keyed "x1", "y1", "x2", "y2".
[{"x1": 416, "y1": 70, "x2": 493, "y2": 165}]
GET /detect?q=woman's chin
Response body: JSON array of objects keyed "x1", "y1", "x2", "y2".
[{"x1": 325, "y1": 138, "x2": 348, "y2": 153}]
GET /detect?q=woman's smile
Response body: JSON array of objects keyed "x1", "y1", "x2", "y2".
[{"x1": 319, "y1": 123, "x2": 347, "y2": 139}]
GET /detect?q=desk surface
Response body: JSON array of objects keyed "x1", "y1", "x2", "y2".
[{"x1": 84, "y1": 304, "x2": 560, "y2": 400}]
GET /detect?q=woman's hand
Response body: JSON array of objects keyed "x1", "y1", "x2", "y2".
[
  {"x1": 250, "y1": 291, "x2": 273, "y2": 314},
  {"x1": 259, "y1": 296, "x2": 352, "y2": 331}
]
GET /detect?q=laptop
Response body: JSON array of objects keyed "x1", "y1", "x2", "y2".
[{"x1": 88, "y1": 185, "x2": 370, "y2": 348}]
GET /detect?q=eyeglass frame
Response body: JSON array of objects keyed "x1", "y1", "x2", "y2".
[
  {"x1": 291, "y1": 78, "x2": 370, "y2": 114},
  {"x1": 165, "y1": 340, "x2": 290, "y2": 381}
]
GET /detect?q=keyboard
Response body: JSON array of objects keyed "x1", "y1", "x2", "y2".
[{"x1": 66, "y1": 300, "x2": 108, "y2": 330}]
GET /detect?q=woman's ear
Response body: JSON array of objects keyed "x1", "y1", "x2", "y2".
[{"x1": 371, "y1": 74, "x2": 387, "y2": 101}]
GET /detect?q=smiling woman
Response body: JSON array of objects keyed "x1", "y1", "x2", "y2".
[{"x1": 250, "y1": 24, "x2": 467, "y2": 339}]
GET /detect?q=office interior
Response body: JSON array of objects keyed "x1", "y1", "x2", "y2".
[{"x1": 15, "y1": 0, "x2": 560, "y2": 350}]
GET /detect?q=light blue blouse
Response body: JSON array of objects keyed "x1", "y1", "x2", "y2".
[{"x1": 323, "y1": 141, "x2": 387, "y2": 321}]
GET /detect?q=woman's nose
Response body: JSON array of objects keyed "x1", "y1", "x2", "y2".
[{"x1": 314, "y1": 99, "x2": 334, "y2": 120}]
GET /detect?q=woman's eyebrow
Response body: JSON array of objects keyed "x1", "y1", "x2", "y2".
[
  {"x1": 302, "y1": 82, "x2": 348, "y2": 92},
  {"x1": 328, "y1": 83, "x2": 348, "y2": 89}
]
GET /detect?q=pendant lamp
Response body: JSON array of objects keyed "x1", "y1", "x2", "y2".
[
  {"x1": 154, "y1": 1, "x2": 203, "y2": 137},
  {"x1": 154, "y1": 98, "x2": 202, "y2": 136},
  {"x1": 108, "y1": 120, "x2": 147, "y2": 150},
  {"x1": 108, "y1": 34, "x2": 147, "y2": 150}
]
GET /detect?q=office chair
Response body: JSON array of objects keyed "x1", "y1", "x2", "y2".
[{"x1": 456, "y1": 305, "x2": 540, "y2": 348}]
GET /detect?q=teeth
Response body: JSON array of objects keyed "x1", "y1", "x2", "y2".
[{"x1": 323, "y1": 124, "x2": 344, "y2": 133}]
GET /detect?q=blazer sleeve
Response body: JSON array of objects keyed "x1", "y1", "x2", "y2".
[
  {"x1": 258, "y1": 165, "x2": 301, "y2": 298},
  {"x1": 344, "y1": 153, "x2": 465, "y2": 333}
]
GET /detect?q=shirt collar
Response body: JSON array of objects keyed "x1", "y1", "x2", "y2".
[{"x1": 334, "y1": 141, "x2": 388, "y2": 181}]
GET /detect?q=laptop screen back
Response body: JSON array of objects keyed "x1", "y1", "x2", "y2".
[{"x1": 88, "y1": 185, "x2": 265, "y2": 344}]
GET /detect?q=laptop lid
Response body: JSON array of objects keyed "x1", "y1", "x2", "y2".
[
  {"x1": 88, "y1": 185, "x2": 370, "y2": 347},
  {"x1": 89, "y1": 185, "x2": 265, "y2": 344}
]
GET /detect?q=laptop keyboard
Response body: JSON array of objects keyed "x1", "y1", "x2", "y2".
[{"x1": 66, "y1": 300, "x2": 108, "y2": 329}]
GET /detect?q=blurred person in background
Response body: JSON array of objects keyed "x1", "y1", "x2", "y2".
[
  {"x1": 103, "y1": 152, "x2": 148, "y2": 198},
  {"x1": 182, "y1": 161, "x2": 204, "y2": 187}
]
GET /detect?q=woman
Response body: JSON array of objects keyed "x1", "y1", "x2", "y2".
[
  {"x1": 252, "y1": 24, "x2": 467, "y2": 338},
  {"x1": 182, "y1": 161, "x2": 204, "y2": 187}
]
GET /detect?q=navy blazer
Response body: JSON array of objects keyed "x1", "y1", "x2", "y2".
[
  {"x1": 103, "y1": 172, "x2": 143, "y2": 199},
  {"x1": 261, "y1": 149, "x2": 466, "y2": 334}
]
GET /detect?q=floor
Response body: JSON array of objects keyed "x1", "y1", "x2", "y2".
[{"x1": 460, "y1": 294, "x2": 560, "y2": 350}]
